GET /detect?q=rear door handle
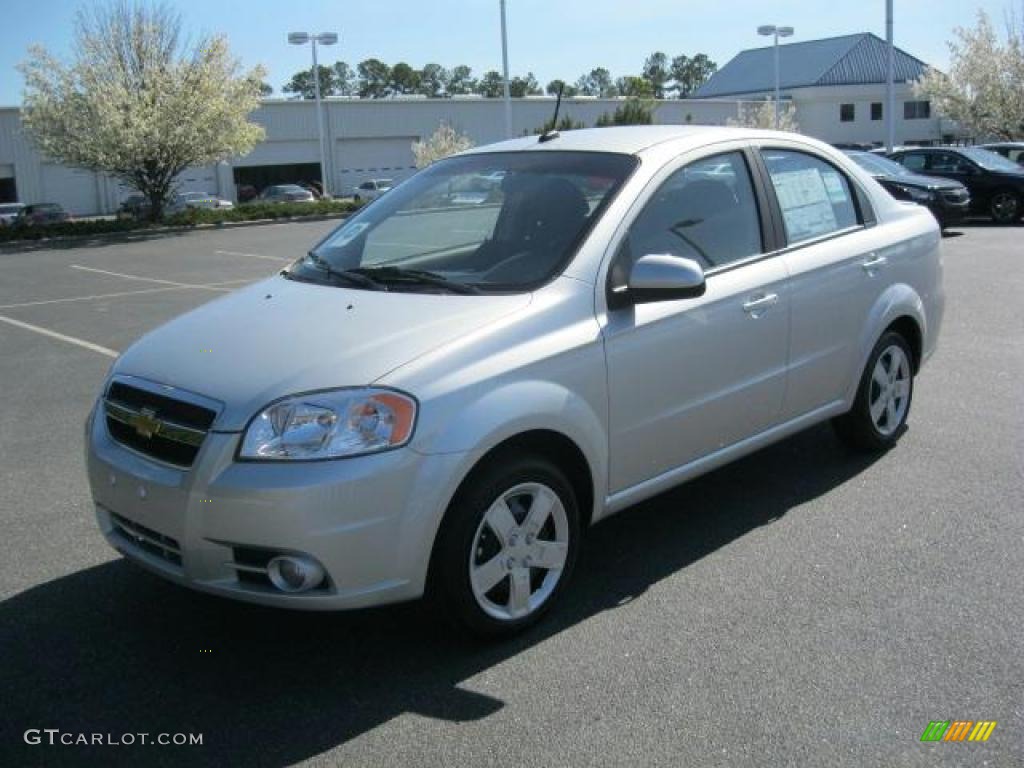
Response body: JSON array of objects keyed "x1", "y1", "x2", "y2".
[
  {"x1": 861, "y1": 255, "x2": 888, "y2": 273},
  {"x1": 742, "y1": 293, "x2": 778, "y2": 315}
]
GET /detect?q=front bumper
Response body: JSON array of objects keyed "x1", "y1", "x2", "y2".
[
  {"x1": 927, "y1": 196, "x2": 970, "y2": 227},
  {"x1": 86, "y1": 401, "x2": 466, "y2": 610}
]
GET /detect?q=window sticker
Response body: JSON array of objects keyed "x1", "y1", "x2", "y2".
[{"x1": 771, "y1": 168, "x2": 838, "y2": 242}]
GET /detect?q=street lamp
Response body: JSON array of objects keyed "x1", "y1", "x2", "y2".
[
  {"x1": 499, "y1": 0, "x2": 512, "y2": 138},
  {"x1": 758, "y1": 24, "x2": 794, "y2": 129},
  {"x1": 288, "y1": 31, "x2": 338, "y2": 197}
]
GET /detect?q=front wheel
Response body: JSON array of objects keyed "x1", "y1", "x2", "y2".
[
  {"x1": 990, "y1": 190, "x2": 1020, "y2": 224},
  {"x1": 431, "y1": 452, "x2": 580, "y2": 637},
  {"x1": 832, "y1": 331, "x2": 914, "y2": 451}
]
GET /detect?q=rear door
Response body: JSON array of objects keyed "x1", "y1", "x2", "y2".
[{"x1": 758, "y1": 146, "x2": 888, "y2": 419}]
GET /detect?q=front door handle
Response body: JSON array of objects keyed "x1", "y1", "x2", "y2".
[
  {"x1": 742, "y1": 293, "x2": 778, "y2": 316},
  {"x1": 861, "y1": 254, "x2": 888, "y2": 273}
]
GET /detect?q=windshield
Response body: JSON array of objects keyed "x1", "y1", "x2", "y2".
[
  {"x1": 849, "y1": 152, "x2": 909, "y2": 177},
  {"x1": 958, "y1": 147, "x2": 1022, "y2": 172},
  {"x1": 302, "y1": 151, "x2": 637, "y2": 293}
]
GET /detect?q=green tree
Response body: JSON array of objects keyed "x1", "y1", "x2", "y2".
[
  {"x1": 670, "y1": 53, "x2": 718, "y2": 97},
  {"x1": 282, "y1": 64, "x2": 336, "y2": 99},
  {"x1": 258, "y1": 81, "x2": 273, "y2": 97},
  {"x1": 642, "y1": 52, "x2": 670, "y2": 98},
  {"x1": 418, "y1": 63, "x2": 448, "y2": 97},
  {"x1": 19, "y1": 1, "x2": 264, "y2": 221},
  {"x1": 529, "y1": 114, "x2": 585, "y2": 135},
  {"x1": 509, "y1": 72, "x2": 542, "y2": 97},
  {"x1": 476, "y1": 70, "x2": 505, "y2": 97},
  {"x1": 358, "y1": 58, "x2": 391, "y2": 98},
  {"x1": 332, "y1": 61, "x2": 356, "y2": 96},
  {"x1": 596, "y1": 98, "x2": 655, "y2": 126},
  {"x1": 447, "y1": 64, "x2": 476, "y2": 95},
  {"x1": 615, "y1": 75, "x2": 655, "y2": 98},
  {"x1": 546, "y1": 79, "x2": 578, "y2": 97},
  {"x1": 575, "y1": 67, "x2": 617, "y2": 97},
  {"x1": 389, "y1": 61, "x2": 421, "y2": 95}
]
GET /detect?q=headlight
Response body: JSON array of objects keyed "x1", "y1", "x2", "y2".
[
  {"x1": 239, "y1": 388, "x2": 417, "y2": 460},
  {"x1": 901, "y1": 185, "x2": 934, "y2": 203}
]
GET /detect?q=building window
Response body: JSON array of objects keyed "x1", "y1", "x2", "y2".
[
  {"x1": 840, "y1": 103, "x2": 855, "y2": 122},
  {"x1": 871, "y1": 102, "x2": 883, "y2": 121},
  {"x1": 904, "y1": 101, "x2": 931, "y2": 120}
]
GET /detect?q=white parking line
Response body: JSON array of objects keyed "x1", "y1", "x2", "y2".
[
  {"x1": 215, "y1": 249, "x2": 289, "y2": 262},
  {"x1": 69, "y1": 265, "x2": 230, "y2": 291},
  {"x1": 0, "y1": 286, "x2": 197, "y2": 310},
  {"x1": 0, "y1": 314, "x2": 118, "y2": 358}
]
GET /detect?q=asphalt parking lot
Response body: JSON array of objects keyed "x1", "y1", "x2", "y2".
[{"x1": 1, "y1": 219, "x2": 1021, "y2": 767}]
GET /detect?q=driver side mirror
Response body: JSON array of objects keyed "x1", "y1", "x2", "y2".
[{"x1": 615, "y1": 254, "x2": 706, "y2": 306}]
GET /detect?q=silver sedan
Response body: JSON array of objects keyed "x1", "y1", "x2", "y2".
[{"x1": 86, "y1": 126, "x2": 943, "y2": 636}]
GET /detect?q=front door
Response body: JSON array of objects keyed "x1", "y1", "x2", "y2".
[{"x1": 602, "y1": 150, "x2": 790, "y2": 493}]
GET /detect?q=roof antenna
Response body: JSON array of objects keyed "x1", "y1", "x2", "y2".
[{"x1": 538, "y1": 83, "x2": 564, "y2": 143}]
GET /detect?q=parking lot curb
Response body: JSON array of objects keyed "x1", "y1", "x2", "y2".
[{"x1": 0, "y1": 212, "x2": 351, "y2": 253}]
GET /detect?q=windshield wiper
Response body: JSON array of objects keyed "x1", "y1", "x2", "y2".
[
  {"x1": 351, "y1": 266, "x2": 481, "y2": 295},
  {"x1": 294, "y1": 254, "x2": 385, "y2": 290}
]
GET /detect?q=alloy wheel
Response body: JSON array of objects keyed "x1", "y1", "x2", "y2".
[
  {"x1": 991, "y1": 192, "x2": 1019, "y2": 223},
  {"x1": 468, "y1": 482, "x2": 569, "y2": 621},
  {"x1": 869, "y1": 345, "x2": 911, "y2": 436}
]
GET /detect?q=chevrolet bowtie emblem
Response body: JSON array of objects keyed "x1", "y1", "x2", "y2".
[{"x1": 129, "y1": 407, "x2": 162, "y2": 439}]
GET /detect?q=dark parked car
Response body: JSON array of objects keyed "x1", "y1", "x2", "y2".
[
  {"x1": 845, "y1": 151, "x2": 969, "y2": 228},
  {"x1": 117, "y1": 195, "x2": 152, "y2": 220},
  {"x1": 979, "y1": 142, "x2": 1024, "y2": 167},
  {"x1": 16, "y1": 202, "x2": 71, "y2": 226},
  {"x1": 257, "y1": 184, "x2": 315, "y2": 204},
  {"x1": 0, "y1": 202, "x2": 25, "y2": 227},
  {"x1": 887, "y1": 146, "x2": 1024, "y2": 224}
]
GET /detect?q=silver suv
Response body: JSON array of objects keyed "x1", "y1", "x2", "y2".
[{"x1": 86, "y1": 127, "x2": 943, "y2": 636}]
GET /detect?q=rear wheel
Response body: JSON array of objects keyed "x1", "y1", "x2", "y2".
[
  {"x1": 432, "y1": 452, "x2": 580, "y2": 637},
  {"x1": 990, "y1": 190, "x2": 1020, "y2": 224},
  {"x1": 833, "y1": 331, "x2": 914, "y2": 451}
]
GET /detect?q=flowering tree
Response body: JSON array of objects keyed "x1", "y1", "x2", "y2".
[
  {"x1": 727, "y1": 98, "x2": 800, "y2": 132},
  {"x1": 915, "y1": 10, "x2": 1024, "y2": 140},
  {"x1": 412, "y1": 123, "x2": 474, "y2": 168},
  {"x1": 19, "y1": 2, "x2": 266, "y2": 219}
]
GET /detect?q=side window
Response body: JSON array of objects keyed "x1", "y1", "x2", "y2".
[
  {"x1": 929, "y1": 152, "x2": 970, "y2": 173},
  {"x1": 762, "y1": 149, "x2": 859, "y2": 245},
  {"x1": 899, "y1": 152, "x2": 928, "y2": 172},
  {"x1": 617, "y1": 151, "x2": 763, "y2": 273}
]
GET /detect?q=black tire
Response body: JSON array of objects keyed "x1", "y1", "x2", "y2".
[
  {"x1": 832, "y1": 330, "x2": 915, "y2": 452},
  {"x1": 430, "y1": 451, "x2": 581, "y2": 638},
  {"x1": 989, "y1": 189, "x2": 1020, "y2": 224}
]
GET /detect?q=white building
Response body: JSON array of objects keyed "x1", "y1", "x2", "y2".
[
  {"x1": 694, "y1": 32, "x2": 954, "y2": 146},
  {"x1": 0, "y1": 32, "x2": 952, "y2": 216}
]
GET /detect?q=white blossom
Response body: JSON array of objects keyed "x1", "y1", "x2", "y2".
[{"x1": 412, "y1": 123, "x2": 474, "y2": 169}]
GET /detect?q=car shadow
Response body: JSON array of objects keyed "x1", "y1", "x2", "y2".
[{"x1": 1, "y1": 424, "x2": 883, "y2": 766}]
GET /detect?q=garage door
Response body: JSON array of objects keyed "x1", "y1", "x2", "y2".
[
  {"x1": 41, "y1": 164, "x2": 99, "y2": 216},
  {"x1": 336, "y1": 137, "x2": 417, "y2": 194}
]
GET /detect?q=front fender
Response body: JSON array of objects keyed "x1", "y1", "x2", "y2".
[{"x1": 846, "y1": 282, "x2": 926, "y2": 403}]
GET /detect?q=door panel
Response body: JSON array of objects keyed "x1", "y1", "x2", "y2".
[{"x1": 604, "y1": 258, "x2": 789, "y2": 493}]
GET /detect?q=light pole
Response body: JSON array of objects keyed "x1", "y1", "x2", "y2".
[
  {"x1": 499, "y1": 0, "x2": 512, "y2": 138},
  {"x1": 288, "y1": 31, "x2": 338, "y2": 197},
  {"x1": 757, "y1": 24, "x2": 794, "y2": 129},
  {"x1": 885, "y1": 0, "x2": 895, "y2": 151}
]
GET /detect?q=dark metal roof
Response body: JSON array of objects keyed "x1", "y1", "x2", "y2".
[{"x1": 694, "y1": 33, "x2": 930, "y2": 98}]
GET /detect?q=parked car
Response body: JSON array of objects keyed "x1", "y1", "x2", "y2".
[
  {"x1": 979, "y1": 142, "x2": 1024, "y2": 167},
  {"x1": 887, "y1": 145, "x2": 1024, "y2": 223},
  {"x1": 16, "y1": 202, "x2": 71, "y2": 226},
  {"x1": 166, "y1": 191, "x2": 234, "y2": 215},
  {"x1": 117, "y1": 195, "x2": 151, "y2": 221},
  {"x1": 0, "y1": 202, "x2": 25, "y2": 227},
  {"x1": 844, "y1": 150, "x2": 969, "y2": 228},
  {"x1": 257, "y1": 184, "x2": 316, "y2": 203},
  {"x1": 86, "y1": 127, "x2": 942, "y2": 636},
  {"x1": 352, "y1": 178, "x2": 393, "y2": 202}
]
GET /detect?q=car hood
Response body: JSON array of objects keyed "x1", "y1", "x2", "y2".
[
  {"x1": 112, "y1": 275, "x2": 532, "y2": 431},
  {"x1": 879, "y1": 172, "x2": 965, "y2": 190}
]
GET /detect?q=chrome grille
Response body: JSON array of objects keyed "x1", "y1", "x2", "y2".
[{"x1": 104, "y1": 380, "x2": 217, "y2": 468}]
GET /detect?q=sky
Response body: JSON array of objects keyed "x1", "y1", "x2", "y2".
[{"x1": 0, "y1": 0, "x2": 1017, "y2": 106}]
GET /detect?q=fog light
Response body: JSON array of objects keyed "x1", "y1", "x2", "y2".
[{"x1": 266, "y1": 555, "x2": 325, "y2": 593}]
